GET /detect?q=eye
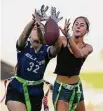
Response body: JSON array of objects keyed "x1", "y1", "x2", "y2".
[
  {"x1": 80, "y1": 24, "x2": 85, "y2": 27},
  {"x1": 75, "y1": 23, "x2": 78, "y2": 26}
]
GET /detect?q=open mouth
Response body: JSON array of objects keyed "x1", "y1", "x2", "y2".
[{"x1": 75, "y1": 30, "x2": 80, "y2": 33}]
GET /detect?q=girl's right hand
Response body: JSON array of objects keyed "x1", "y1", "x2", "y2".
[
  {"x1": 34, "y1": 5, "x2": 49, "y2": 21},
  {"x1": 32, "y1": 9, "x2": 41, "y2": 25}
]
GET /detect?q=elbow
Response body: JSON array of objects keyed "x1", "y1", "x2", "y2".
[
  {"x1": 74, "y1": 52, "x2": 84, "y2": 58},
  {"x1": 50, "y1": 46, "x2": 61, "y2": 57},
  {"x1": 74, "y1": 55, "x2": 83, "y2": 58}
]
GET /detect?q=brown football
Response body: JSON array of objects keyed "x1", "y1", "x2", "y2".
[{"x1": 44, "y1": 18, "x2": 59, "y2": 46}]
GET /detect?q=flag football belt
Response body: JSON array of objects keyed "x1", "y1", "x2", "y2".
[
  {"x1": 54, "y1": 79, "x2": 82, "y2": 111},
  {"x1": 15, "y1": 76, "x2": 44, "y2": 111}
]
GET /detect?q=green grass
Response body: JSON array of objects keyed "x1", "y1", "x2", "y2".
[{"x1": 80, "y1": 72, "x2": 103, "y2": 89}]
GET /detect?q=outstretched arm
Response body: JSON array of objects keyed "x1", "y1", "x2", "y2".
[
  {"x1": 48, "y1": 6, "x2": 63, "y2": 56},
  {"x1": 60, "y1": 19, "x2": 93, "y2": 58},
  {"x1": 49, "y1": 37, "x2": 62, "y2": 57},
  {"x1": 34, "y1": 5, "x2": 49, "y2": 44},
  {"x1": 17, "y1": 20, "x2": 35, "y2": 49}
]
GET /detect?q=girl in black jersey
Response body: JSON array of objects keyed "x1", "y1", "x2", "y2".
[{"x1": 52, "y1": 16, "x2": 93, "y2": 111}]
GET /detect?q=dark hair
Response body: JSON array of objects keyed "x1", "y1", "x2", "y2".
[{"x1": 73, "y1": 16, "x2": 90, "y2": 32}]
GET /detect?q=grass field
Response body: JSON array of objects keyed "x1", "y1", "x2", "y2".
[{"x1": 80, "y1": 72, "x2": 103, "y2": 89}]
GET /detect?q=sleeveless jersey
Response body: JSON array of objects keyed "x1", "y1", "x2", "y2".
[{"x1": 11, "y1": 40, "x2": 54, "y2": 95}]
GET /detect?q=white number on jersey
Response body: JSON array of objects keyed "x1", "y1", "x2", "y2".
[{"x1": 27, "y1": 62, "x2": 40, "y2": 73}]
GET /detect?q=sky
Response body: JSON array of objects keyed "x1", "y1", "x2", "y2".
[{"x1": 1, "y1": 0, "x2": 103, "y2": 71}]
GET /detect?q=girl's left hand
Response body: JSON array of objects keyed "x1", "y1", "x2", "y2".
[
  {"x1": 50, "y1": 7, "x2": 63, "y2": 23},
  {"x1": 59, "y1": 19, "x2": 71, "y2": 37}
]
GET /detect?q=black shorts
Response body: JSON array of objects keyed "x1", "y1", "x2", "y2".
[{"x1": 5, "y1": 83, "x2": 43, "y2": 111}]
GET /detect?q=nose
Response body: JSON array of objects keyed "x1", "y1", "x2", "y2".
[{"x1": 77, "y1": 25, "x2": 80, "y2": 29}]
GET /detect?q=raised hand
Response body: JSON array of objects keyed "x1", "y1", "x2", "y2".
[
  {"x1": 50, "y1": 7, "x2": 63, "y2": 23},
  {"x1": 32, "y1": 9, "x2": 41, "y2": 25},
  {"x1": 36, "y1": 5, "x2": 49, "y2": 21},
  {"x1": 59, "y1": 19, "x2": 71, "y2": 37},
  {"x1": 32, "y1": 9, "x2": 40, "y2": 25}
]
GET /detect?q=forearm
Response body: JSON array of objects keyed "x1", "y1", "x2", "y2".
[
  {"x1": 36, "y1": 23, "x2": 46, "y2": 44},
  {"x1": 50, "y1": 37, "x2": 62, "y2": 56},
  {"x1": 18, "y1": 20, "x2": 35, "y2": 47},
  {"x1": 68, "y1": 38, "x2": 83, "y2": 58}
]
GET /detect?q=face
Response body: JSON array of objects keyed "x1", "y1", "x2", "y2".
[
  {"x1": 72, "y1": 18, "x2": 88, "y2": 37},
  {"x1": 30, "y1": 24, "x2": 45, "y2": 46}
]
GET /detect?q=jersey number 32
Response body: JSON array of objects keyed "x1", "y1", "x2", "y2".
[{"x1": 27, "y1": 62, "x2": 39, "y2": 73}]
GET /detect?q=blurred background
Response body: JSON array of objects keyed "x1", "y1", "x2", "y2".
[{"x1": 1, "y1": 0, "x2": 103, "y2": 111}]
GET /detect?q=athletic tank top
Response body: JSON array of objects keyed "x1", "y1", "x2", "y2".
[{"x1": 54, "y1": 45, "x2": 86, "y2": 77}]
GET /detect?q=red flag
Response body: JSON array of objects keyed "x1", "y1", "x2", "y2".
[{"x1": 43, "y1": 89, "x2": 49, "y2": 111}]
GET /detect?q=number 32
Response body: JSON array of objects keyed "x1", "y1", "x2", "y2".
[{"x1": 27, "y1": 62, "x2": 39, "y2": 73}]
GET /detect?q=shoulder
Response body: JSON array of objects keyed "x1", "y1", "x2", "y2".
[
  {"x1": 42, "y1": 44, "x2": 50, "y2": 52},
  {"x1": 16, "y1": 40, "x2": 30, "y2": 52},
  {"x1": 43, "y1": 44, "x2": 50, "y2": 49}
]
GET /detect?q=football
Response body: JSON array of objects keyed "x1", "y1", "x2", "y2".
[{"x1": 44, "y1": 18, "x2": 59, "y2": 45}]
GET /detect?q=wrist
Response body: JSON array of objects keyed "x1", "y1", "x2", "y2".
[
  {"x1": 66, "y1": 33, "x2": 71, "y2": 41},
  {"x1": 31, "y1": 19, "x2": 35, "y2": 23}
]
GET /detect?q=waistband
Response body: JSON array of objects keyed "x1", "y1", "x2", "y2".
[
  {"x1": 15, "y1": 76, "x2": 44, "y2": 111},
  {"x1": 55, "y1": 79, "x2": 81, "y2": 90},
  {"x1": 15, "y1": 76, "x2": 44, "y2": 86}
]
